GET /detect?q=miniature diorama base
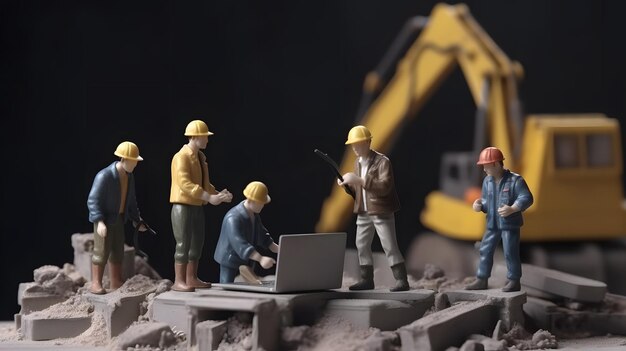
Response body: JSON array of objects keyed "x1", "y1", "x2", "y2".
[{"x1": 2, "y1": 237, "x2": 626, "y2": 351}]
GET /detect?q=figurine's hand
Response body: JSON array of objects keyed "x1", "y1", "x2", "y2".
[
  {"x1": 269, "y1": 242, "x2": 279, "y2": 254},
  {"x1": 207, "y1": 192, "x2": 230, "y2": 205},
  {"x1": 96, "y1": 221, "x2": 107, "y2": 238},
  {"x1": 472, "y1": 199, "x2": 483, "y2": 212},
  {"x1": 219, "y1": 189, "x2": 233, "y2": 203},
  {"x1": 259, "y1": 256, "x2": 276, "y2": 269},
  {"x1": 498, "y1": 205, "x2": 519, "y2": 217},
  {"x1": 340, "y1": 172, "x2": 364, "y2": 187}
]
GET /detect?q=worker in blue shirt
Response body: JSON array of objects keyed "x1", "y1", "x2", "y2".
[{"x1": 466, "y1": 147, "x2": 534, "y2": 292}]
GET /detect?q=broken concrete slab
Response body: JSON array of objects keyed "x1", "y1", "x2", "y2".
[
  {"x1": 398, "y1": 300, "x2": 498, "y2": 351},
  {"x1": 524, "y1": 293, "x2": 626, "y2": 337},
  {"x1": 186, "y1": 296, "x2": 280, "y2": 351},
  {"x1": 324, "y1": 290, "x2": 433, "y2": 331},
  {"x1": 18, "y1": 285, "x2": 67, "y2": 315},
  {"x1": 325, "y1": 299, "x2": 423, "y2": 331},
  {"x1": 114, "y1": 322, "x2": 176, "y2": 350},
  {"x1": 84, "y1": 275, "x2": 159, "y2": 338},
  {"x1": 444, "y1": 289, "x2": 526, "y2": 330},
  {"x1": 19, "y1": 295, "x2": 94, "y2": 341},
  {"x1": 521, "y1": 263, "x2": 607, "y2": 303},
  {"x1": 21, "y1": 315, "x2": 92, "y2": 341},
  {"x1": 196, "y1": 320, "x2": 228, "y2": 351}
]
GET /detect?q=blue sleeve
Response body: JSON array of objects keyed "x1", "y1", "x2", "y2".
[
  {"x1": 513, "y1": 177, "x2": 534, "y2": 211},
  {"x1": 87, "y1": 172, "x2": 106, "y2": 223},
  {"x1": 224, "y1": 216, "x2": 255, "y2": 260}
]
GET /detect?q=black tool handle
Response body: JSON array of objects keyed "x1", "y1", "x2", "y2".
[{"x1": 314, "y1": 149, "x2": 356, "y2": 198}]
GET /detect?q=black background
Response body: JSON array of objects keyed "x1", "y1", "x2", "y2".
[{"x1": 1, "y1": 0, "x2": 625, "y2": 320}]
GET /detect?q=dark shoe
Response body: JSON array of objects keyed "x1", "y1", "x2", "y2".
[
  {"x1": 502, "y1": 279, "x2": 521, "y2": 292},
  {"x1": 465, "y1": 278, "x2": 488, "y2": 290},
  {"x1": 349, "y1": 265, "x2": 374, "y2": 291},
  {"x1": 389, "y1": 263, "x2": 410, "y2": 292}
]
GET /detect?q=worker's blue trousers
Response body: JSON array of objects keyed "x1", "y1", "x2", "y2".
[{"x1": 476, "y1": 229, "x2": 521, "y2": 281}]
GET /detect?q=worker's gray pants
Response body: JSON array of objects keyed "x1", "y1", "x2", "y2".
[{"x1": 355, "y1": 213, "x2": 404, "y2": 267}]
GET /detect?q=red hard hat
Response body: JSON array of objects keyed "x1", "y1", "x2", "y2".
[{"x1": 477, "y1": 147, "x2": 505, "y2": 165}]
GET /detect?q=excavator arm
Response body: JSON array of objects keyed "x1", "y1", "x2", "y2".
[{"x1": 316, "y1": 3, "x2": 524, "y2": 232}]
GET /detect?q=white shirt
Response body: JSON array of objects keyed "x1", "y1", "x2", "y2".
[{"x1": 358, "y1": 156, "x2": 370, "y2": 212}]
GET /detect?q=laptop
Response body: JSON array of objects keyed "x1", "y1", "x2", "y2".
[{"x1": 212, "y1": 232, "x2": 346, "y2": 293}]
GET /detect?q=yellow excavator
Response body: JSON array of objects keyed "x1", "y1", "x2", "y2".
[{"x1": 316, "y1": 3, "x2": 626, "y2": 292}]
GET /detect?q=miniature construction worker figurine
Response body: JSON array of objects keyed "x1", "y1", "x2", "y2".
[
  {"x1": 466, "y1": 147, "x2": 534, "y2": 292},
  {"x1": 87, "y1": 141, "x2": 147, "y2": 294},
  {"x1": 170, "y1": 120, "x2": 233, "y2": 292},
  {"x1": 338, "y1": 126, "x2": 409, "y2": 292},
  {"x1": 214, "y1": 181, "x2": 279, "y2": 283}
]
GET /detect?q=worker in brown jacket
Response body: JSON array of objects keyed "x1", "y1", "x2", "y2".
[
  {"x1": 339, "y1": 125, "x2": 409, "y2": 292},
  {"x1": 170, "y1": 120, "x2": 233, "y2": 292}
]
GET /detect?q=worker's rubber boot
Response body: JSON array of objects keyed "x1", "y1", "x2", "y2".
[
  {"x1": 502, "y1": 279, "x2": 521, "y2": 292},
  {"x1": 109, "y1": 262, "x2": 124, "y2": 290},
  {"x1": 90, "y1": 264, "x2": 106, "y2": 295},
  {"x1": 390, "y1": 263, "x2": 410, "y2": 292},
  {"x1": 172, "y1": 263, "x2": 194, "y2": 292},
  {"x1": 186, "y1": 260, "x2": 211, "y2": 288},
  {"x1": 465, "y1": 277, "x2": 488, "y2": 290},
  {"x1": 349, "y1": 265, "x2": 375, "y2": 291}
]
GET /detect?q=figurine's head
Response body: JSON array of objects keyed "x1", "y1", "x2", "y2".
[
  {"x1": 345, "y1": 125, "x2": 372, "y2": 157},
  {"x1": 477, "y1": 147, "x2": 505, "y2": 177},
  {"x1": 243, "y1": 181, "x2": 271, "y2": 213},
  {"x1": 114, "y1": 141, "x2": 143, "y2": 173},
  {"x1": 185, "y1": 120, "x2": 213, "y2": 149}
]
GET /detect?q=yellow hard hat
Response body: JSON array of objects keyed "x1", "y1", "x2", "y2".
[
  {"x1": 114, "y1": 141, "x2": 143, "y2": 161},
  {"x1": 243, "y1": 181, "x2": 271, "y2": 204},
  {"x1": 345, "y1": 125, "x2": 372, "y2": 145},
  {"x1": 184, "y1": 120, "x2": 214, "y2": 137}
]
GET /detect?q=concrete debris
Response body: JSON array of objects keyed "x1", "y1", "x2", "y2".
[
  {"x1": 399, "y1": 300, "x2": 498, "y2": 351},
  {"x1": 216, "y1": 315, "x2": 253, "y2": 350},
  {"x1": 459, "y1": 340, "x2": 484, "y2": 351},
  {"x1": 284, "y1": 315, "x2": 378, "y2": 351},
  {"x1": 362, "y1": 330, "x2": 400, "y2": 351},
  {"x1": 521, "y1": 263, "x2": 607, "y2": 303},
  {"x1": 114, "y1": 322, "x2": 176, "y2": 350},
  {"x1": 434, "y1": 293, "x2": 451, "y2": 312},
  {"x1": 27, "y1": 264, "x2": 85, "y2": 298},
  {"x1": 197, "y1": 320, "x2": 228, "y2": 351},
  {"x1": 491, "y1": 319, "x2": 503, "y2": 340},
  {"x1": 138, "y1": 279, "x2": 173, "y2": 322},
  {"x1": 502, "y1": 324, "x2": 558, "y2": 350},
  {"x1": 85, "y1": 275, "x2": 163, "y2": 338},
  {"x1": 467, "y1": 334, "x2": 507, "y2": 350},
  {"x1": 282, "y1": 325, "x2": 310, "y2": 350},
  {"x1": 422, "y1": 264, "x2": 445, "y2": 280},
  {"x1": 524, "y1": 293, "x2": 626, "y2": 337}
]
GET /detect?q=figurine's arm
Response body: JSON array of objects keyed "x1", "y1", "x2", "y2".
[
  {"x1": 473, "y1": 178, "x2": 488, "y2": 213},
  {"x1": 363, "y1": 158, "x2": 394, "y2": 196},
  {"x1": 512, "y1": 177, "x2": 534, "y2": 212},
  {"x1": 224, "y1": 216, "x2": 256, "y2": 261},
  {"x1": 87, "y1": 172, "x2": 106, "y2": 224},
  {"x1": 258, "y1": 221, "x2": 278, "y2": 252}
]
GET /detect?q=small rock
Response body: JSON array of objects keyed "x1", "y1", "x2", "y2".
[
  {"x1": 116, "y1": 322, "x2": 176, "y2": 349},
  {"x1": 434, "y1": 293, "x2": 451, "y2": 311},
  {"x1": 460, "y1": 340, "x2": 484, "y2": 351},
  {"x1": 34, "y1": 266, "x2": 61, "y2": 284},
  {"x1": 531, "y1": 329, "x2": 557, "y2": 349},
  {"x1": 492, "y1": 320, "x2": 503, "y2": 340},
  {"x1": 282, "y1": 325, "x2": 309, "y2": 349},
  {"x1": 423, "y1": 264, "x2": 445, "y2": 279},
  {"x1": 565, "y1": 301, "x2": 585, "y2": 311}
]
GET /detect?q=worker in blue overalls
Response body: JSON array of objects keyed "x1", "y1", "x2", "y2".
[{"x1": 466, "y1": 147, "x2": 534, "y2": 292}]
